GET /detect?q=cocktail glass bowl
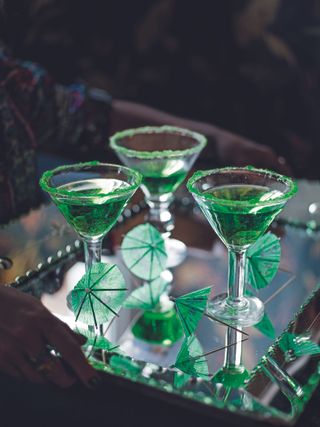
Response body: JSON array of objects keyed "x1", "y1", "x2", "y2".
[
  {"x1": 40, "y1": 161, "x2": 142, "y2": 279},
  {"x1": 187, "y1": 166, "x2": 297, "y2": 327},
  {"x1": 110, "y1": 126, "x2": 207, "y2": 267}
]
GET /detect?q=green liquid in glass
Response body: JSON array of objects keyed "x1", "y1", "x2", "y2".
[
  {"x1": 143, "y1": 169, "x2": 187, "y2": 196},
  {"x1": 199, "y1": 184, "x2": 284, "y2": 249},
  {"x1": 132, "y1": 307, "x2": 183, "y2": 346},
  {"x1": 54, "y1": 178, "x2": 130, "y2": 238}
]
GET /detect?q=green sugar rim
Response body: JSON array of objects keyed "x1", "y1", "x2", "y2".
[
  {"x1": 187, "y1": 166, "x2": 298, "y2": 208},
  {"x1": 40, "y1": 161, "x2": 142, "y2": 200},
  {"x1": 109, "y1": 125, "x2": 207, "y2": 159}
]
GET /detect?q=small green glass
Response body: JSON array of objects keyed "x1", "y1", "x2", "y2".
[
  {"x1": 110, "y1": 126, "x2": 207, "y2": 266},
  {"x1": 132, "y1": 301, "x2": 183, "y2": 346},
  {"x1": 187, "y1": 166, "x2": 297, "y2": 327},
  {"x1": 40, "y1": 162, "x2": 142, "y2": 277}
]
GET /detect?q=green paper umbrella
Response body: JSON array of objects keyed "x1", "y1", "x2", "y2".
[
  {"x1": 173, "y1": 372, "x2": 192, "y2": 389},
  {"x1": 124, "y1": 276, "x2": 170, "y2": 310},
  {"x1": 121, "y1": 224, "x2": 167, "y2": 281},
  {"x1": 75, "y1": 327, "x2": 120, "y2": 353},
  {"x1": 173, "y1": 335, "x2": 209, "y2": 378},
  {"x1": 212, "y1": 367, "x2": 250, "y2": 389},
  {"x1": 254, "y1": 313, "x2": 276, "y2": 339},
  {"x1": 246, "y1": 233, "x2": 281, "y2": 289},
  {"x1": 279, "y1": 332, "x2": 320, "y2": 359},
  {"x1": 109, "y1": 354, "x2": 142, "y2": 376},
  {"x1": 245, "y1": 290, "x2": 275, "y2": 339},
  {"x1": 71, "y1": 262, "x2": 127, "y2": 327},
  {"x1": 174, "y1": 287, "x2": 211, "y2": 337}
]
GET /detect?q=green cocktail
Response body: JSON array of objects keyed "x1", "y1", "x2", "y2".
[
  {"x1": 142, "y1": 168, "x2": 187, "y2": 197},
  {"x1": 202, "y1": 184, "x2": 284, "y2": 251},
  {"x1": 132, "y1": 303, "x2": 183, "y2": 346},
  {"x1": 110, "y1": 126, "x2": 207, "y2": 267},
  {"x1": 187, "y1": 167, "x2": 297, "y2": 327},
  {"x1": 53, "y1": 178, "x2": 131, "y2": 239},
  {"x1": 40, "y1": 162, "x2": 142, "y2": 275}
]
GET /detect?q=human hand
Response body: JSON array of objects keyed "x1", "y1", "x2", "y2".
[
  {"x1": 0, "y1": 285, "x2": 100, "y2": 388},
  {"x1": 213, "y1": 129, "x2": 292, "y2": 176},
  {"x1": 110, "y1": 100, "x2": 293, "y2": 175}
]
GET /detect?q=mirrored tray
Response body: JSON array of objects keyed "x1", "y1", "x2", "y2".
[
  {"x1": 0, "y1": 198, "x2": 319, "y2": 426},
  {"x1": 279, "y1": 179, "x2": 320, "y2": 233}
]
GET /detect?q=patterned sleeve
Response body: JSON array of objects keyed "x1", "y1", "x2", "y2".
[
  {"x1": 0, "y1": 49, "x2": 111, "y2": 222},
  {"x1": 4, "y1": 57, "x2": 111, "y2": 157}
]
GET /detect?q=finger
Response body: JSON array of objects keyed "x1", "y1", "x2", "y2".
[
  {"x1": 68, "y1": 330, "x2": 87, "y2": 346},
  {"x1": 276, "y1": 156, "x2": 293, "y2": 176},
  {"x1": 22, "y1": 344, "x2": 76, "y2": 388},
  {"x1": 36, "y1": 357, "x2": 76, "y2": 388},
  {"x1": 0, "y1": 338, "x2": 40, "y2": 382},
  {"x1": 45, "y1": 323, "x2": 99, "y2": 388},
  {"x1": 49, "y1": 315, "x2": 87, "y2": 346},
  {"x1": 252, "y1": 146, "x2": 292, "y2": 175},
  {"x1": 13, "y1": 353, "x2": 45, "y2": 384}
]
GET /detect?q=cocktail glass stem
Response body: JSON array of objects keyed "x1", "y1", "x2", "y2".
[
  {"x1": 146, "y1": 193, "x2": 186, "y2": 268},
  {"x1": 209, "y1": 247, "x2": 262, "y2": 326},
  {"x1": 83, "y1": 238, "x2": 102, "y2": 276},
  {"x1": 145, "y1": 194, "x2": 174, "y2": 236},
  {"x1": 224, "y1": 325, "x2": 243, "y2": 370},
  {"x1": 227, "y1": 250, "x2": 246, "y2": 309},
  {"x1": 83, "y1": 237, "x2": 103, "y2": 336},
  {"x1": 213, "y1": 325, "x2": 249, "y2": 397}
]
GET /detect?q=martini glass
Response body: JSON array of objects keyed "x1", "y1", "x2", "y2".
[
  {"x1": 110, "y1": 126, "x2": 207, "y2": 267},
  {"x1": 187, "y1": 166, "x2": 297, "y2": 327},
  {"x1": 40, "y1": 161, "x2": 142, "y2": 278}
]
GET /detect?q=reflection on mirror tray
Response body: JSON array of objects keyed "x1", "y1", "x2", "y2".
[
  {"x1": 279, "y1": 179, "x2": 320, "y2": 233},
  {"x1": 2, "y1": 198, "x2": 320, "y2": 425},
  {"x1": 37, "y1": 236, "x2": 320, "y2": 425}
]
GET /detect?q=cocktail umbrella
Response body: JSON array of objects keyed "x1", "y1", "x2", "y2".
[
  {"x1": 174, "y1": 335, "x2": 249, "y2": 378},
  {"x1": 109, "y1": 354, "x2": 142, "y2": 377},
  {"x1": 253, "y1": 312, "x2": 276, "y2": 339},
  {"x1": 245, "y1": 289, "x2": 276, "y2": 339},
  {"x1": 173, "y1": 372, "x2": 192, "y2": 389},
  {"x1": 173, "y1": 287, "x2": 248, "y2": 337},
  {"x1": 279, "y1": 332, "x2": 320, "y2": 360},
  {"x1": 75, "y1": 327, "x2": 120, "y2": 353},
  {"x1": 71, "y1": 262, "x2": 127, "y2": 328},
  {"x1": 246, "y1": 233, "x2": 281, "y2": 290},
  {"x1": 121, "y1": 224, "x2": 167, "y2": 281},
  {"x1": 124, "y1": 276, "x2": 170, "y2": 310},
  {"x1": 173, "y1": 287, "x2": 212, "y2": 336},
  {"x1": 173, "y1": 335, "x2": 209, "y2": 378}
]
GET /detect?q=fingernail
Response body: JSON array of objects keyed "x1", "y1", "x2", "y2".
[
  {"x1": 77, "y1": 334, "x2": 87, "y2": 345},
  {"x1": 87, "y1": 376, "x2": 102, "y2": 390}
]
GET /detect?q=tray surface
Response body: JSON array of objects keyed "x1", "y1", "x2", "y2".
[{"x1": 0, "y1": 195, "x2": 319, "y2": 426}]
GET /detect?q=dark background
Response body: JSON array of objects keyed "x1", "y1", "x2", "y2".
[{"x1": 3, "y1": 0, "x2": 320, "y2": 178}]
